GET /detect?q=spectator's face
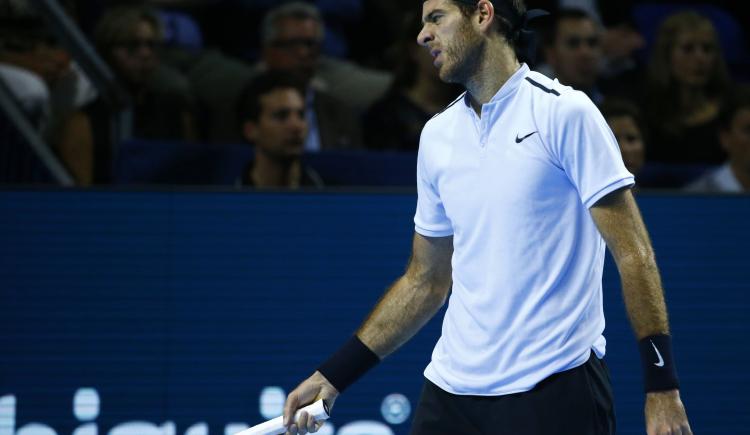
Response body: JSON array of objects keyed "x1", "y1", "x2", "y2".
[
  {"x1": 417, "y1": 0, "x2": 482, "y2": 84},
  {"x1": 110, "y1": 19, "x2": 160, "y2": 87},
  {"x1": 244, "y1": 88, "x2": 307, "y2": 159},
  {"x1": 264, "y1": 17, "x2": 322, "y2": 82},
  {"x1": 608, "y1": 115, "x2": 645, "y2": 175},
  {"x1": 721, "y1": 107, "x2": 750, "y2": 172},
  {"x1": 669, "y1": 25, "x2": 717, "y2": 88},
  {"x1": 547, "y1": 18, "x2": 602, "y2": 90}
]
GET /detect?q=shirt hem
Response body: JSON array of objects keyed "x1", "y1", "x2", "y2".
[{"x1": 423, "y1": 348, "x2": 596, "y2": 396}]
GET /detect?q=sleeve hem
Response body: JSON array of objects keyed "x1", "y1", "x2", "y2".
[
  {"x1": 584, "y1": 177, "x2": 635, "y2": 209},
  {"x1": 414, "y1": 225, "x2": 454, "y2": 238}
]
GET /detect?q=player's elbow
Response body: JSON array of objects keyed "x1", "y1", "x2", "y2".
[
  {"x1": 427, "y1": 280, "x2": 451, "y2": 307},
  {"x1": 615, "y1": 245, "x2": 658, "y2": 272},
  {"x1": 403, "y1": 269, "x2": 451, "y2": 308}
]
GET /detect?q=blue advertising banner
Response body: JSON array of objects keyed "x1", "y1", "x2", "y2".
[{"x1": 1, "y1": 190, "x2": 749, "y2": 434}]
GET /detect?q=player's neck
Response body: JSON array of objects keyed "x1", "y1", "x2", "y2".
[{"x1": 464, "y1": 42, "x2": 520, "y2": 116}]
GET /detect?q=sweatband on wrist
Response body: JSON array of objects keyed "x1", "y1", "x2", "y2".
[
  {"x1": 317, "y1": 335, "x2": 380, "y2": 393},
  {"x1": 638, "y1": 334, "x2": 680, "y2": 393}
]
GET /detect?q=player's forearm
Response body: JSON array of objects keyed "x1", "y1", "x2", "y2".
[
  {"x1": 357, "y1": 273, "x2": 449, "y2": 359},
  {"x1": 617, "y1": 251, "x2": 671, "y2": 339}
]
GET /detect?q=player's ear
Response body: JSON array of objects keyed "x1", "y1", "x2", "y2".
[{"x1": 476, "y1": 0, "x2": 496, "y2": 33}]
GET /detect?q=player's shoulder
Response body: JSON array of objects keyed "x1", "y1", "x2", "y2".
[
  {"x1": 523, "y1": 71, "x2": 598, "y2": 117},
  {"x1": 425, "y1": 91, "x2": 467, "y2": 129},
  {"x1": 419, "y1": 92, "x2": 466, "y2": 156}
]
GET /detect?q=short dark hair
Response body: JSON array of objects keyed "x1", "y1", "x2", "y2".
[
  {"x1": 718, "y1": 85, "x2": 750, "y2": 130},
  {"x1": 543, "y1": 7, "x2": 595, "y2": 47},
  {"x1": 451, "y1": 0, "x2": 527, "y2": 45},
  {"x1": 93, "y1": 5, "x2": 163, "y2": 56},
  {"x1": 260, "y1": 1, "x2": 324, "y2": 46},
  {"x1": 599, "y1": 97, "x2": 648, "y2": 144},
  {"x1": 237, "y1": 71, "x2": 306, "y2": 124}
]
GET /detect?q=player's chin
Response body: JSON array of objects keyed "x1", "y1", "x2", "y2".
[{"x1": 437, "y1": 65, "x2": 456, "y2": 83}]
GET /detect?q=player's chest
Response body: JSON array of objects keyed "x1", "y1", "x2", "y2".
[{"x1": 431, "y1": 129, "x2": 569, "y2": 222}]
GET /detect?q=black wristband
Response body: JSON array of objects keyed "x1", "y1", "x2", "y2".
[
  {"x1": 638, "y1": 334, "x2": 680, "y2": 393},
  {"x1": 318, "y1": 335, "x2": 380, "y2": 393}
]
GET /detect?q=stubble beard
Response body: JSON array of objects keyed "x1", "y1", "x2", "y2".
[{"x1": 439, "y1": 21, "x2": 485, "y2": 85}]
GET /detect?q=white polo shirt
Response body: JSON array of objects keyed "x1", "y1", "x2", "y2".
[{"x1": 414, "y1": 64, "x2": 634, "y2": 396}]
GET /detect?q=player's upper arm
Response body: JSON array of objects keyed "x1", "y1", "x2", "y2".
[
  {"x1": 546, "y1": 92, "x2": 634, "y2": 208},
  {"x1": 405, "y1": 233, "x2": 453, "y2": 296},
  {"x1": 589, "y1": 188, "x2": 654, "y2": 265}
]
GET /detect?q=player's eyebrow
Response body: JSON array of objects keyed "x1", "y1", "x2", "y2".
[{"x1": 423, "y1": 9, "x2": 446, "y2": 24}]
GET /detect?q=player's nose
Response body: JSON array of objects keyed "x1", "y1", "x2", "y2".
[{"x1": 417, "y1": 25, "x2": 433, "y2": 47}]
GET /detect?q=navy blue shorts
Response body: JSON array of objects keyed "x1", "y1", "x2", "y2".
[{"x1": 409, "y1": 352, "x2": 616, "y2": 435}]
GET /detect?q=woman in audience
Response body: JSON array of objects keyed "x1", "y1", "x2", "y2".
[{"x1": 642, "y1": 11, "x2": 732, "y2": 165}]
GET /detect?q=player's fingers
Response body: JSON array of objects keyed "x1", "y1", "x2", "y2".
[
  {"x1": 305, "y1": 412, "x2": 318, "y2": 433},
  {"x1": 313, "y1": 420, "x2": 324, "y2": 432},
  {"x1": 283, "y1": 393, "x2": 299, "y2": 427},
  {"x1": 297, "y1": 411, "x2": 309, "y2": 435}
]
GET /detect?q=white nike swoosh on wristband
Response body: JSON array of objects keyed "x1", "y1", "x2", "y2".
[{"x1": 650, "y1": 340, "x2": 665, "y2": 367}]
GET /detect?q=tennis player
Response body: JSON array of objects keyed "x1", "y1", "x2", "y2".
[{"x1": 281, "y1": 1, "x2": 692, "y2": 434}]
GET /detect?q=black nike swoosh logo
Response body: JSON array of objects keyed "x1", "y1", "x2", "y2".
[{"x1": 515, "y1": 131, "x2": 538, "y2": 143}]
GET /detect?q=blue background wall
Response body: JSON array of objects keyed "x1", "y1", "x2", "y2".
[{"x1": 1, "y1": 190, "x2": 749, "y2": 434}]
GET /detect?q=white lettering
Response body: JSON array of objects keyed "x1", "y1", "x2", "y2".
[
  {"x1": 223, "y1": 424, "x2": 247, "y2": 435},
  {"x1": 16, "y1": 424, "x2": 56, "y2": 435},
  {"x1": 1, "y1": 389, "x2": 398, "y2": 435},
  {"x1": 72, "y1": 423, "x2": 96, "y2": 435},
  {"x1": 0, "y1": 395, "x2": 16, "y2": 435},
  {"x1": 73, "y1": 389, "x2": 100, "y2": 422},
  {"x1": 258, "y1": 387, "x2": 285, "y2": 420},
  {"x1": 336, "y1": 421, "x2": 393, "y2": 435},
  {"x1": 380, "y1": 393, "x2": 411, "y2": 425},
  {"x1": 109, "y1": 422, "x2": 175, "y2": 435},
  {"x1": 183, "y1": 423, "x2": 207, "y2": 435}
]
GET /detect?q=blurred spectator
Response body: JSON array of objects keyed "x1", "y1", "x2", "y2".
[
  {"x1": 236, "y1": 71, "x2": 323, "y2": 188},
  {"x1": 599, "y1": 97, "x2": 647, "y2": 178},
  {"x1": 363, "y1": 13, "x2": 462, "y2": 151},
  {"x1": 257, "y1": 2, "x2": 368, "y2": 151},
  {"x1": 626, "y1": 1, "x2": 749, "y2": 83},
  {"x1": 540, "y1": 8, "x2": 606, "y2": 104},
  {"x1": 686, "y1": 85, "x2": 750, "y2": 193},
  {"x1": 192, "y1": 0, "x2": 363, "y2": 62},
  {"x1": 0, "y1": 0, "x2": 96, "y2": 140},
  {"x1": 642, "y1": 10, "x2": 731, "y2": 165},
  {"x1": 75, "y1": 2, "x2": 390, "y2": 146},
  {"x1": 57, "y1": 5, "x2": 196, "y2": 185},
  {"x1": 596, "y1": 4, "x2": 646, "y2": 88}
]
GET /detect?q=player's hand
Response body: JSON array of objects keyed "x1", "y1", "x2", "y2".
[
  {"x1": 645, "y1": 389, "x2": 692, "y2": 435},
  {"x1": 283, "y1": 371, "x2": 339, "y2": 435}
]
